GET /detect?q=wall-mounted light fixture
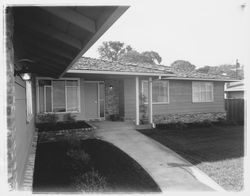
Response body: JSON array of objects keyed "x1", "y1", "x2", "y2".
[
  {"x1": 109, "y1": 85, "x2": 113, "y2": 90},
  {"x1": 14, "y1": 59, "x2": 35, "y2": 81}
]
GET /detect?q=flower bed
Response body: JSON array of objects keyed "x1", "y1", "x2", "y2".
[
  {"x1": 36, "y1": 121, "x2": 92, "y2": 132},
  {"x1": 32, "y1": 139, "x2": 160, "y2": 193}
]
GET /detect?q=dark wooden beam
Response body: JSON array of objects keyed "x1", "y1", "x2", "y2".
[
  {"x1": 15, "y1": 15, "x2": 82, "y2": 50},
  {"x1": 41, "y1": 7, "x2": 96, "y2": 33}
]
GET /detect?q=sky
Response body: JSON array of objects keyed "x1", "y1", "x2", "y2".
[{"x1": 85, "y1": 0, "x2": 250, "y2": 68}]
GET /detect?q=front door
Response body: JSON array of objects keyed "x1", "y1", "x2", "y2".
[{"x1": 84, "y1": 82, "x2": 99, "y2": 119}]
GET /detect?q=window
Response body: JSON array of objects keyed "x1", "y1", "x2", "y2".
[
  {"x1": 192, "y1": 82, "x2": 213, "y2": 102},
  {"x1": 26, "y1": 81, "x2": 33, "y2": 122},
  {"x1": 38, "y1": 79, "x2": 80, "y2": 113},
  {"x1": 142, "y1": 80, "x2": 169, "y2": 103}
]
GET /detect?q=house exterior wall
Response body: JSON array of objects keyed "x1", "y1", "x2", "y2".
[
  {"x1": 153, "y1": 80, "x2": 225, "y2": 114},
  {"x1": 36, "y1": 77, "x2": 121, "y2": 121},
  {"x1": 6, "y1": 8, "x2": 17, "y2": 190},
  {"x1": 152, "y1": 80, "x2": 226, "y2": 123},
  {"x1": 14, "y1": 76, "x2": 36, "y2": 188},
  {"x1": 226, "y1": 91, "x2": 244, "y2": 99},
  {"x1": 104, "y1": 80, "x2": 120, "y2": 118}
]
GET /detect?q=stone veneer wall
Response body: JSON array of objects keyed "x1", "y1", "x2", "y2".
[
  {"x1": 153, "y1": 112, "x2": 227, "y2": 124},
  {"x1": 104, "y1": 80, "x2": 119, "y2": 119},
  {"x1": 6, "y1": 8, "x2": 17, "y2": 190}
]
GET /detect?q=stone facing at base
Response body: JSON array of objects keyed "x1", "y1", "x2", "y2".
[{"x1": 153, "y1": 112, "x2": 227, "y2": 124}]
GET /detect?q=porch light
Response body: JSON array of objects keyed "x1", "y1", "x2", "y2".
[
  {"x1": 109, "y1": 85, "x2": 113, "y2": 90},
  {"x1": 20, "y1": 72, "x2": 31, "y2": 81},
  {"x1": 14, "y1": 59, "x2": 34, "y2": 81}
]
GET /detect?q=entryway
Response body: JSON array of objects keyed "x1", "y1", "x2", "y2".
[{"x1": 84, "y1": 81, "x2": 105, "y2": 120}]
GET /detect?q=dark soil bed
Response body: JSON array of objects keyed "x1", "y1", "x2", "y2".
[
  {"x1": 32, "y1": 139, "x2": 160, "y2": 193},
  {"x1": 36, "y1": 121, "x2": 92, "y2": 132}
]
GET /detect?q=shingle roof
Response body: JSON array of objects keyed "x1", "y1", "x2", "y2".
[
  {"x1": 170, "y1": 71, "x2": 232, "y2": 80},
  {"x1": 71, "y1": 57, "x2": 173, "y2": 74},
  {"x1": 70, "y1": 57, "x2": 235, "y2": 81}
]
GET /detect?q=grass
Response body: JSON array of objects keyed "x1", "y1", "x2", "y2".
[
  {"x1": 138, "y1": 125, "x2": 244, "y2": 191},
  {"x1": 32, "y1": 139, "x2": 160, "y2": 193}
]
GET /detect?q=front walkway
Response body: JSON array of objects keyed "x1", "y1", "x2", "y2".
[{"x1": 91, "y1": 121, "x2": 224, "y2": 191}]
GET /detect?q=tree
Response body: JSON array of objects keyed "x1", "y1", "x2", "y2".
[
  {"x1": 171, "y1": 60, "x2": 196, "y2": 73},
  {"x1": 196, "y1": 65, "x2": 211, "y2": 73},
  {"x1": 97, "y1": 41, "x2": 132, "y2": 61},
  {"x1": 196, "y1": 64, "x2": 244, "y2": 79},
  {"x1": 141, "y1": 51, "x2": 162, "y2": 64},
  {"x1": 119, "y1": 50, "x2": 162, "y2": 64}
]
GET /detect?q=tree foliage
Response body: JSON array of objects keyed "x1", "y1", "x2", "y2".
[
  {"x1": 141, "y1": 51, "x2": 162, "y2": 64},
  {"x1": 171, "y1": 60, "x2": 196, "y2": 73},
  {"x1": 196, "y1": 64, "x2": 244, "y2": 79},
  {"x1": 97, "y1": 41, "x2": 132, "y2": 61},
  {"x1": 97, "y1": 41, "x2": 162, "y2": 65},
  {"x1": 119, "y1": 50, "x2": 162, "y2": 64}
]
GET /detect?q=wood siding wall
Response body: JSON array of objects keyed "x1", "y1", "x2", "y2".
[
  {"x1": 123, "y1": 78, "x2": 225, "y2": 120},
  {"x1": 14, "y1": 76, "x2": 36, "y2": 187},
  {"x1": 152, "y1": 80, "x2": 225, "y2": 115}
]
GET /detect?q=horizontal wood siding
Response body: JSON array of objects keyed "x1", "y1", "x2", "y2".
[
  {"x1": 124, "y1": 78, "x2": 136, "y2": 119},
  {"x1": 153, "y1": 80, "x2": 225, "y2": 115}
]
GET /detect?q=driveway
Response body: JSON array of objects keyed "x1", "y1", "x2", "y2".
[{"x1": 91, "y1": 121, "x2": 224, "y2": 191}]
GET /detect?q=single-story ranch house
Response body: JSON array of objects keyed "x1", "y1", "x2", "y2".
[
  {"x1": 5, "y1": 6, "x2": 237, "y2": 191},
  {"x1": 43, "y1": 57, "x2": 233, "y2": 126},
  {"x1": 6, "y1": 6, "x2": 129, "y2": 190}
]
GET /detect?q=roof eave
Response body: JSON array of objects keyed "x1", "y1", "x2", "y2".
[
  {"x1": 162, "y1": 77, "x2": 239, "y2": 82},
  {"x1": 67, "y1": 69, "x2": 175, "y2": 76},
  {"x1": 60, "y1": 6, "x2": 129, "y2": 78}
]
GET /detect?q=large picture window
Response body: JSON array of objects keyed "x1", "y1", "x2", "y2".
[
  {"x1": 192, "y1": 82, "x2": 213, "y2": 102},
  {"x1": 38, "y1": 78, "x2": 80, "y2": 113},
  {"x1": 142, "y1": 80, "x2": 169, "y2": 104}
]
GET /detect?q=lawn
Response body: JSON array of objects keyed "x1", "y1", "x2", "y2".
[
  {"x1": 32, "y1": 138, "x2": 160, "y2": 193},
  {"x1": 139, "y1": 125, "x2": 244, "y2": 191}
]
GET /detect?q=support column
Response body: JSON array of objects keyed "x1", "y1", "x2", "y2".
[
  {"x1": 135, "y1": 76, "x2": 139, "y2": 125},
  {"x1": 148, "y1": 77, "x2": 153, "y2": 125}
]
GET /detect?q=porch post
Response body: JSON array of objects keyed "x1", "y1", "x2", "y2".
[
  {"x1": 135, "y1": 76, "x2": 140, "y2": 125},
  {"x1": 148, "y1": 77, "x2": 153, "y2": 125}
]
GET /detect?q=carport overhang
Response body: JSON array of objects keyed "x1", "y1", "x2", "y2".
[{"x1": 12, "y1": 6, "x2": 129, "y2": 78}]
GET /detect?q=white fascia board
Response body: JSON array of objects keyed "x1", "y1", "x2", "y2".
[
  {"x1": 67, "y1": 69, "x2": 174, "y2": 77},
  {"x1": 162, "y1": 77, "x2": 239, "y2": 82}
]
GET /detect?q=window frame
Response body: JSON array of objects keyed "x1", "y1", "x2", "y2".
[
  {"x1": 192, "y1": 81, "x2": 214, "y2": 103},
  {"x1": 141, "y1": 80, "x2": 170, "y2": 104},
  {"x1": 36, "y1": 77, "x2": 81, "y2": 114}
]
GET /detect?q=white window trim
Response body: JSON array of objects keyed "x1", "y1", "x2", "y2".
[
  {"x1": 192, "y1": 81, "x2": 214, "y2": 103},
  {"x1": 36, "y1": 77, "x2": 81, "y2": 114},
  {"x1": 142, "y1": 80, "x2": 170, "y2": 104}
]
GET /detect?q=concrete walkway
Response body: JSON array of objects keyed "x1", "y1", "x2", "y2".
[{"x1": 91, "y1": 121, "x2": 224, "y2": 192}]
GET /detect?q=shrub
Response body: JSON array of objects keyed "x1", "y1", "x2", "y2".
[
  {"x1": 72, "y1": 169, "x2": 107, "y2": 192},
  {"x1": 63, "y1": 113, "x2": 76, "y2": 122},
  {"x1": 109, "y1": 114, "x2": 120, "y2": 121},
  {"x1": 175, "y1": 121, "x2": 187, "y2": 130},
  {"x1": 36, "y1": 113, "x2": 58, "y2": 123},
  {"x1": 202, "y1": 119, "x2": 213, "y2": 127}
]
